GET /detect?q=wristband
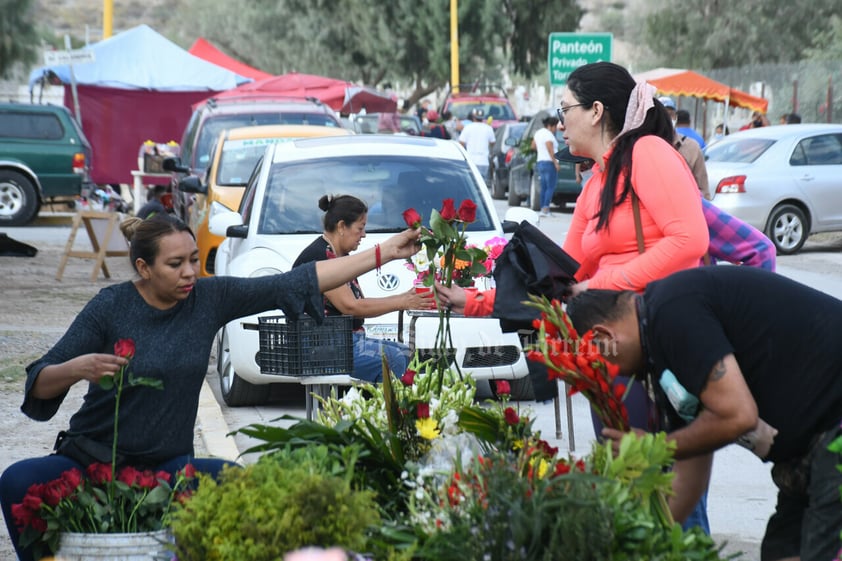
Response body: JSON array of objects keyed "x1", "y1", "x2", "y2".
[{"x1": 375, "y1": 244, "x2": 382, "y2": 273}]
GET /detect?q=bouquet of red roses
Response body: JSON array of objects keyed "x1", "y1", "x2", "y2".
[{"x1": 524, "y1": 294, "x2": 630, "y2": 431}]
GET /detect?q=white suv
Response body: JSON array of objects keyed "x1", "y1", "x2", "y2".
[{"x1": 209, "y1": 134, "x2": 530, "y2": 406}]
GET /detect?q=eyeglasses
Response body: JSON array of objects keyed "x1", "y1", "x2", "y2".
[{"x1": 557, "y1": 103, "x2": 587, "y2": 125}]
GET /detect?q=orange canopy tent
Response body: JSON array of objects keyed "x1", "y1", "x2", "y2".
[
  {"x1": 188, "y1": 38, "x2": 273, "y2": 82},
  {"x1": 634, "y1": 68, "x2": 768, "y2": 114}
]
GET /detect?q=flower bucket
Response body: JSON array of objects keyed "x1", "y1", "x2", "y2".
[{"x1": 54, "y1": 529, "x2": 173, "y2": 561}]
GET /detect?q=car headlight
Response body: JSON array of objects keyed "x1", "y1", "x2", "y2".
[{"x1": 250, "y1": 267, "x2": 283, "y2": 278}]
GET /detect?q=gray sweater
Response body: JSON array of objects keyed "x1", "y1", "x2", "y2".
[{"x1": 24, "y1": 264, "x2": 321, "y2": 465}]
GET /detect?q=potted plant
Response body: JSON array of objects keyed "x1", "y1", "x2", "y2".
[{"x1": 10, "y1": 339, "x2": 195, "y2": 560}]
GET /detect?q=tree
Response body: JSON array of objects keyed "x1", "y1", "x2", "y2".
[
  {"x1": 170, "y1": 0, "x2": 584, "y2": 109},
  {"x1": 640, "y1": 0, "x2": 840, "y2": 69},
  {"x1": 0, "y1": 0, "x2": 39, "y2": 77}
]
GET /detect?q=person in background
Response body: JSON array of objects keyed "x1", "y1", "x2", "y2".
[
  {"x1": 442, "y1": 110, "x2": 462, "y2": 141},
  {"x1": 708, "y1": 123, "x2": 728, "y2": 145},
  {"x1": 0, "y1": 213, "x2": 424, "y2": 561},
  {"x1": 675, "y1": 109, "x2": 706, "y2": 149},
  {"x1": 459, "y1": 109, "x2": 496, "y2": 182},
  {"x1": 292, "y1": 195, "x2": 434, "y2": 383},
  {"x1": 740, "y1": 110, "x2": 769, "y2": 130},
  {"x1": 423, "y1": 109, "x2": 450, "y2": 139},
  {"x1": 779, "y1": 113, "x2": 790, "y2": 125},
  {"x1": 659, "y1": 97, "x2": 710, "y2": 201},
  {"x1": 136, "y1": 185, "x2": 170, "y2": 219},
  {"x1": 786, "y1": 112, "x2": 802, "y2": 124},
  {"x1": 531, "y1": 114, "x2": 560, "y2": 217},
  {"x1": 566, "y1": 266, "x2": 842, "y2": 561}
]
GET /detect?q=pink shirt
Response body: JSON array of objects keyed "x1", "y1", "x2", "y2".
[{"x1": 562, "y1": 135, "x2": 708, "y2": 291}]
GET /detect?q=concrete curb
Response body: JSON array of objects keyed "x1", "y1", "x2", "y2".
[{"x1": 196, "y1": 379, "x2": 242, "y2": 464}]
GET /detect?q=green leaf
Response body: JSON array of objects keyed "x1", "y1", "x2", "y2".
[{"x1": 98, "y1": 375, "x2": 114, "y2": 390}]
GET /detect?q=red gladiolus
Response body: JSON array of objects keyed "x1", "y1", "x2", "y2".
[
  {"x1": 495, "y1": 380, "x2": 511, "y2": 396},
  {"x1": 456, "y1": 199, "x2": 477, "y2": 223},
  {"x1": 504, "y1": 406, "x2": 520, "y2": 425},
  {"x1": 439, "y1": 198, "x2": 457, "y2": 221},
  {"x1": 113, "y1": 338, "x2": 135, "y2": 359},
  {"x1": 416, "y1": 402, "x2": 430, "y2": 419},
  {"x1": 401, "y1": 369, "x2": 417, "y2": 385},
  {"x1": 402, "y1": 208, "x2": 422, "y2": 228}
]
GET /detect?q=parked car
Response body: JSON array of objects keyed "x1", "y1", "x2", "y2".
[
  {"x1": 174, "y1": 124, "x2": 353, "y2": 276},
  {"x1": 208, "y1": 135, "x2": 530, "y2": 406},
  {"x1": 439, "y1": 83, "x2": 518, "y2": 130},
  {"x1": 0, "y1": 102, "x2": 94, "y2": 225},
  {"x1": 170, "y1": 95, "x2": 344, "y2": 220},
  {"x1": 350, "y1": 113, "x2": 422, "y2": 135},
  {"x1": 705, "y1": 124, "x2": 842, "y2": 254},
  {"x1": 507, "y1": 109, "x2": 581, "y2": 211},
  {"x1": 489, "y1": 122, "x2": 527, "y2": 199}
]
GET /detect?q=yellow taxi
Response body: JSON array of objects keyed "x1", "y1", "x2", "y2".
[{"x1": 178, "y1": 124, "x2": 352, "y2": 276}]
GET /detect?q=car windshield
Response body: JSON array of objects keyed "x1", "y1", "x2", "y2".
[
  {"x1": 257, "y1": 156, "x2": 496, "y2": 234},
  {"x1": 449, "y1": 101, "x2": 516, "y2": 121},
  {"x1": 705, "y1": 137, "x2": 775, "y2": 164},
  {"x1": 217, "y1": 138, "x2": 294, "y2": 185},
  {"x1": 197, "y1": 113, "x2": 340, "y2": 168}
]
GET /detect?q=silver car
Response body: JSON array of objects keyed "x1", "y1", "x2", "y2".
[{"x1": 705, "y1": 124, "x2": 842, "y2": 254}]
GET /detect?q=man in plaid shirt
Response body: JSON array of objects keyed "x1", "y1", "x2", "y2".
[{"x1": 703, "y1": 199, "x2": 776, "y2": 271}]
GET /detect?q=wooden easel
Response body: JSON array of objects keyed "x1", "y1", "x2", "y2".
[{"x1": 56, "y1": 211, "x2": 129, "y2": 281}]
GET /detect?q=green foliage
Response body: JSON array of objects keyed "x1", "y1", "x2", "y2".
[
  {"x1": 170, "y1": 445, "x2": 380, "y2": 561},
  {"x1": 638, "y1": 0, "x2": 842, "y2": 69},
  {"x1": 0, "y1": 0, "x2": 38, "y2": 77}
]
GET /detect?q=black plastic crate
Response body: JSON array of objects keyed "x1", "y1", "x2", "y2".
[{"x1": 257, "y1": 315, "x2": 354, "y2": 376}]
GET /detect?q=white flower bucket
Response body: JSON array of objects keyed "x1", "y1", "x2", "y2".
[{"x1": 54, "y1": 529, "x2": 173, "y2": 561}]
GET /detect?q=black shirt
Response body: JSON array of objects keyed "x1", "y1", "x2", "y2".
[
  {"x1": 292, "y1": 236, "x2": 365, "y2": 331},
  {"x1": 643, "y1": 266, "x2": 842, "y2": 462}
]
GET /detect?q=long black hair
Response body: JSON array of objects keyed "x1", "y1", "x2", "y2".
[
  {"x1": 566, "y1": 62, "x2": 674, "y2": 231},
  {"x1": 319, "y1": 194, "x2": 368, "y2": 232},
  {"x1": 120, "y1": 214, "x2": 194, "y2": 272}
]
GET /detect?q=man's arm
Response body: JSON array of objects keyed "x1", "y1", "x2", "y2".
[{"x1": 667, "y1": 354, "x2": 758, "y2": 459}]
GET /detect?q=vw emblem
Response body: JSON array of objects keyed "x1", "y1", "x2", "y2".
[{"x1": 377, "y1": 273, "x2": 400, "y2": 292}]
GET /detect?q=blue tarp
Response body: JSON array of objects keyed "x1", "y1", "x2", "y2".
[{"x1": 28, "y1": 24, "x2": 251, "y2": 91}]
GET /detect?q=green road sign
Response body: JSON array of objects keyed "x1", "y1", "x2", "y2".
[{"x1": 548, "y1": 33, "x2": 612, "y2": 87}]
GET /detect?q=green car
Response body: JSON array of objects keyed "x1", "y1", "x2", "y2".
[{"x1": 0, "y1": 103, "x2": 94, "y2": 225}]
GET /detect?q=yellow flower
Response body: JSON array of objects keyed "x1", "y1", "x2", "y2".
[
  {"x1": 529, "y1": 457, "x2": 550, "y2": 479},
  {"x1": 416, "y1": 417, "x2": 441, "y2": 440},
  {"x1": 513, "y1": 439, "x2": 524, "y2": 450}
]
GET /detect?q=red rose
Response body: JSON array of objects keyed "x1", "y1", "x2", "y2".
[
  {"x1": 11, "y1": 502, "x2": 36, "y2": 528},
  {"x1": 402, "y1": 208, "x2": 422, "y2": 228},
  {"x1": 41, "y1": 480, "x2": 65, "y2": 507},
  {"x1": 30, "y1": 517, "x2": 47, "y2": 533},
  {"x1": 113, "y1": 338, "x2": 135, "y2": 359},
  {"x1": 86, "y1": 463, "x2": 112, "y2": 484},
  {"x1": 181, "y1": 464, "x2": 197, "y2": 479},
  {"x1": 61, "y1": 468, "x2": 83, "y2": 490},
  {"x1": 118, "y1": 466, "x2": 141, "y2": 487},
  {"x1": 400, "y1": 369, "x2": 416, "y2": 385},
  {"x1": 137, "y1": 470, "x2": 158, "y2": 489},
  {"x1": 439, "y1": 198, "x2": 456, "y2": 221},
  {"x1": 494, "y1": 380, "x2": 511, "y2": 396},
  {"x1": 416, "y1": 402, "x2": 430, "y2": 419},
  {"x1": 155, "y1": 470, "x2": 172, "y2": 484},
  {"x1": 457, "y1": 199, "x2": 477, "y2": 223},
  {"x1": 503, "y1": 406, "x2": 520, "y2": 425}
]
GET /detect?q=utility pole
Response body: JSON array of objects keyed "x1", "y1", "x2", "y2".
[
  {"x1": 450, "y1": 0, "x2": 460, "y2": 93},
  {"x1": 103, "y1": 0, "x2": 113, "y2": 39}
]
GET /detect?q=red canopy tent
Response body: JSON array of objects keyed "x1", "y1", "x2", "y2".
[
  {"x1": 211, "y1": 72, "x2": 397, "y2": 114},
  {"x1": 634, "y1": 68, "x2": 768, "y2": 113},
  {"x1": 188, "y1": 38, "x2": 273, "y2": 82}
]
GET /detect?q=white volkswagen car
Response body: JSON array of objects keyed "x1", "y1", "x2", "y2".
[{"x1": 209, "y1": 135, "x2": 530, "y2": 406}]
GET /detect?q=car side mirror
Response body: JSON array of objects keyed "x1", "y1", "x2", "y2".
[
  {"x1": 209, "y1": 209, "x2": 247, "y2": 238},
  {"x1": 178, "y1": 175, "x2": 206, "y2": 195},
  {"x1": 162, "y1": 157, "x2": 190, "y2": 174}
]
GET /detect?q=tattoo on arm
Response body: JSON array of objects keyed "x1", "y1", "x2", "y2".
[{"x1": 710, "y1": 360, "x2": 726, "y2": 382}]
